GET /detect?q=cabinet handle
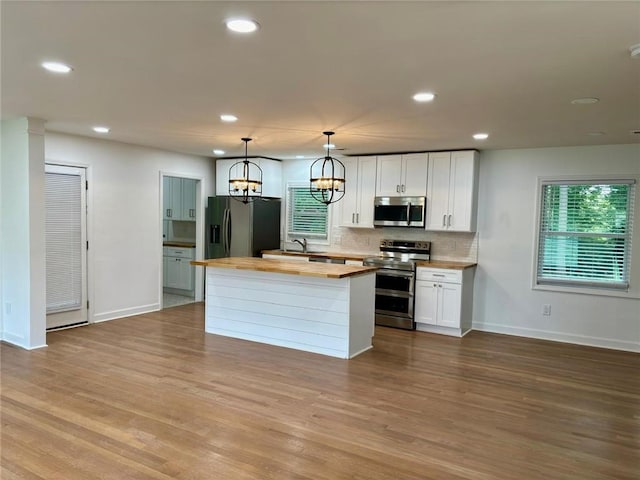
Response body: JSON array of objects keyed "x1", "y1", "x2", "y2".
[
  {"x1": 167, "y1": 209, "x2": 172, "y2": 218},
  {"x1": 448, "y1": 214, "x2": 452, "y2": 227},
  {"x1": 401, "y1": 185, "x2": 405, "y2": 193},
  {"x1": 352, "y1": 213, "x2": 355, "y2": 223},
  {"x1": 433, "y1": 283, "x2": 437, "y2": 287},
  {"x1": 442, "y1": 214, "x2": 446, "y2": 227},
  {"x1": 433, "y1": 274, "x2": 445, "y2": 277},
  {"x1": 396, "y1": 185, "x2": 400, "y2": 193},
  {"x1": 356, "y1": 213, "x2": 359, "y2": 223}
]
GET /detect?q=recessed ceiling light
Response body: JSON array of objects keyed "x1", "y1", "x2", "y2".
[
  {"x1": 220, "y1": 114, "x2": 238, "y2": 122},
  {"x1": 92, "y1": 126, "x2": 110, "y2": 133},
  {"x1": 473, "y1": 133, "x2": 489, "y2": 140},
  {"x1": 213, "y1": 149, "x2": 225, "y2": 155},
  {"x1": 586, "y1": 132, "x2": 605, "y2": 136},
  {"x1": 295, "y1": 155, "x2": 305, "y2": 159},
  {"x1": 42, "y1": 61, "x2": 73, "y2": 73},
  {"x1": 571, "y1": 97, "x2": 599, "y2": 105},
  {"x1": 629, "y1": 43, "x2": 640, "y2": 59},
  {"x1": 323, "y1": 143, "x2": 335, "y2": 149},
  {"x1": 413, "y1": 92, "x2": 435, "y2": 102},
  {"x1": 226, "y1": 18, "x2": 259, "y2": 33}
]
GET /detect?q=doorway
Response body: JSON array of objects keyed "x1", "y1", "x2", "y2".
[
  {"x1": 161, "y1": 174, "x2": 201, "y2": 309},
  {"x1": 45, "y1": 164, "x2": 88, "y2": 330}
]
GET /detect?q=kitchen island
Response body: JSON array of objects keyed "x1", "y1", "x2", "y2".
[{"x1": 191, "y1": 257, "x2": 377, "y2": 359}]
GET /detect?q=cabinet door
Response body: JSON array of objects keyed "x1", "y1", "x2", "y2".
[
  {"x1": 169, "y1": 177, "x2": 183, "y2": 219},
  {"x1": 426, "y1": 152, "x2": 451, "y2": 231},
  {"x1": 401, "y1": 153, "x2": 428, "y2": 196},
  {"x1": 376, "y1": 155, "x2": 402, "y2": 196},
  {"x1": 438, "y1": 282, "x2": 462, "y2": 328},
  {"x1": 215, "y1": 159, "x2": 236, "y2": 196},
  {"x1": 414, "y1": 281, "x2": 438, "y2": 326},
  {"x1": 181, "y1": 178, "x2": 197, "y2": 221},
  {"x1": 447, "y1": 151, "x2": 478, "y2": 232},
  {"x1": 166, "y1": 257, "x2": 181, "y2": 289},
  {"x1": 340, "y1": 157, "x2": 359, "y2": 226},
  {"x1": 259, "y1": 159, "x2": 283, "y2": 198},
  {"x1": 163, "y1": 176, "x2": 173, "y2": 220},
  {"x1": 356, "y1": 156, "x2": 377, "y2": 227},
  {"x1": 167, "y1": 257, "x2": 193, "y2": 290}
]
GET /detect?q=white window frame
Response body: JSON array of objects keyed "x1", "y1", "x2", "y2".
[
  {"x1": 285, "y1": 182, "x2": 331, "y2": 245},
  {"x1": 532, "y1": 175, "x2": 638, "y2": 298}
]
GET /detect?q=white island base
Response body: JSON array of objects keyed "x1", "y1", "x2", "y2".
[{"x1": 204, "y1": 266, "x2": 375, "y2": 359}]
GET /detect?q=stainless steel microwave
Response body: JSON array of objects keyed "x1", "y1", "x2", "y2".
[{"x1": 373, "y1": 197, "x2": 426, "y2": 227}]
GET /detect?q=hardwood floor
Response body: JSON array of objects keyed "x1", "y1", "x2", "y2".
[{"x1": 1, "y1": 303, "x2": 638, "y2": 479}]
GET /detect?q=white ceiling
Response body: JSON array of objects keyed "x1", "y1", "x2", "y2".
[{"x1": 2, "y1": 1, "x2": 639, "y2": 160}]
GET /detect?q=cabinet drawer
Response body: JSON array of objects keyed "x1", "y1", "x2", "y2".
[
  {"x1": 416, "y1": 267, "x2": 462, "y2": 284},
  {"x1": 163, "y1": 247, "x2": 195, "y2": 259}
]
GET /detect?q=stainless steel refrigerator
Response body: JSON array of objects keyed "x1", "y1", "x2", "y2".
[{"x1": 206, "y1": 197, "x2": 281, "y2": 258}]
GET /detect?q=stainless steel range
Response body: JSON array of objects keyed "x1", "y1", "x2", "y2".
[{"x1": 363, "y1": 239, "x2": 431, "y2": 330}]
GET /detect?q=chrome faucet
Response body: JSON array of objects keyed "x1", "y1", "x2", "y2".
[{"x1": 292, "y1": 238, "x2": 307, "y2": 253}]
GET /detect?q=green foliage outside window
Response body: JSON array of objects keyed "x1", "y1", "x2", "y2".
[{"x1": 537, "y1": 182, "x2": 634, "y2": 288}]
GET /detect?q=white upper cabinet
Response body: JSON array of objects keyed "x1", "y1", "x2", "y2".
[
  {"x1": 216, "y1": 158, "x2": 282, "y2": 198},
  {"x1": 163, "y1": 177, "x2": 197, "y2": 221},
  {"x1": 181, "y1": 178, "x2": 197, "y2": 220},
  {"x1": 426, "y1": 150, "x2": 479, "y2": 232},
  {"x1": 376, "y1": 153, "x2": 428, "y2": 197},
  {"x1": 340, "y1": 156, "x2": 377, "y2": 228}
]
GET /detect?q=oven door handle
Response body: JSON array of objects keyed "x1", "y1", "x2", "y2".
[
  {"x1": 406, "y1": 202, "x2": 411, "y2": 226},
  {"x1": 377, "y1": 270, "x2": 415, "y2": 278},
  {"x1": 375, "y1": 289, "x2": 414, "y2": 298}
]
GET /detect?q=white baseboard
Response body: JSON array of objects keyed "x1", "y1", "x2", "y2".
[
  {"x1": 473, "y1": 322, "x2": 639, "y2": 353},
  {"x1": 92, "y1": 303, "x2": 160, "y2": 324},
  {"x1": 1, "y1": 331, "x2": 47, "y2": 350}
]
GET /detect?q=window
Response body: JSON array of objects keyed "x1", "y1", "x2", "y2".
[
  {"x1": 536, "y1": 179, "x2": 635, "y2": 290},
  {"x1": 287, "y1": 185, "x2": 329, "y2": 240}
]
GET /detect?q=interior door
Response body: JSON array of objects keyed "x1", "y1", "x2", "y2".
[{"x1": 45, "y1": 164, "x2": 88, "y2": 329}]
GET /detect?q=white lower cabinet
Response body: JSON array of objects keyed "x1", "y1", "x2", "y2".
[
  {"x1": 414, "y1": 266, "x2": 475, "y2": 336},
  {"x1": 163, "y1": 247, "x2": 195, "y2": 291}
]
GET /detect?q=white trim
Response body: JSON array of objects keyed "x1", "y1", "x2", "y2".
[
  {"x1": 93, "y1": 303, "x2": 160, "y2": 323},
  {"x1": 473, "y1": 322, "x2": 640, "y2": 353},
  {"x1": 1, "y1": 333, "x2": 48, "y2": 350}
]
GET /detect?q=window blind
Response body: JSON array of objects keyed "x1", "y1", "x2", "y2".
[
  {"x1": 537, "y1": 180, "x2": 635, "y2": 289},
  {"x1": 45, "y1": 172, "x2": 83, "y2": 312},
  {"x1": 287, "y1": 186, "x2": 328, "y2": 239}
]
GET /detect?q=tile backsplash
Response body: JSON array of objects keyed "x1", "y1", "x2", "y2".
[{"x1": 329, "y1": 226, "x2": 478, "y2": 262}]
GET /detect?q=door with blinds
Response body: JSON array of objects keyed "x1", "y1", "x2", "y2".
[{"x1": 45, "y1": 164, "x2": 88, "y2": 329}]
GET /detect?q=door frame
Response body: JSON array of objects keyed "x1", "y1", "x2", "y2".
[
  {"x1": 44, "y1": 161, "x2": 93, "y2": 329},
  {"x1": 159, "y1": 172, "x2": 205, "y2": 308}
]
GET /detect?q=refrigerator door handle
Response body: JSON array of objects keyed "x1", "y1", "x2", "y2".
[
  {"x1": 226, "y1": 209, "x2": 232, "y2": 256},
  {"x1": 222, "y1": 209, "x2": 228, "y2": 255}
]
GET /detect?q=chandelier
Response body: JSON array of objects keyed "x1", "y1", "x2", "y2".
[
  {"x1": 229, "y1": 137, "x2": 263, "y2": 204},
  {"x1": 309, "y1": 131, "x2": 345, "y2": 204}
]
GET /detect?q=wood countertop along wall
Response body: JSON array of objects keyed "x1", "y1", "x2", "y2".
[
  {"x1": 261, "y1": 250, "x2": 476, "y2": 270},
  {"x1": 191, "y1": 257, "x2": 378, "y2": 279}
]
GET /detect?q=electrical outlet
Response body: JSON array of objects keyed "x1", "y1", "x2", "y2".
[{"x1": 542, "y1": 304, "x2": 551, "y2": 316}]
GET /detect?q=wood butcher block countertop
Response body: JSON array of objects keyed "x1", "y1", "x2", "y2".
[
  {"x1": 191, "y1": 257, "x2": 377, "y2": 278},
  {"x1": 416, "y1": 260, "x2": 477, "y2": 270}
]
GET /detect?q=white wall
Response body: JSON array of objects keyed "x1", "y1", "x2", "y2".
[
  {"x1": 1, "y1": 117, "x2": 47, "y2": 349},
  {"x1": 45, "y1": 132, "x2": 215, "y2": 324},
  {"x1": 474, "y1": 144, "x2": 640, "y2": 352}
]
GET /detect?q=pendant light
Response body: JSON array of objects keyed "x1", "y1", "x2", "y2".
[
  {"x1": 229, "y1": 137, "x2": 263, "y2": 204},
  {"x1": 310, "y1": 131, "x2": 345, "y2": 204}
]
